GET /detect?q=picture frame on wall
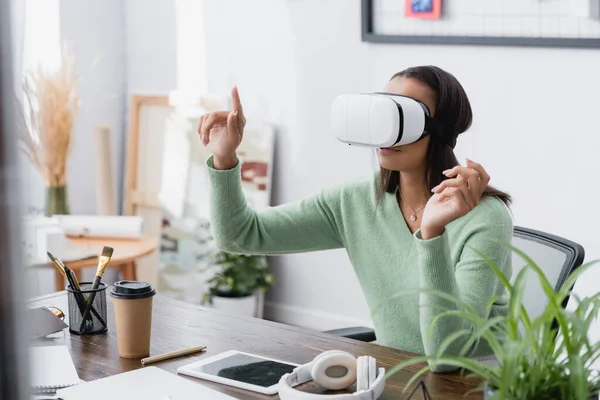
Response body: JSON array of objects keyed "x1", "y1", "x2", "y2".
[
  {"x1": 405, "y1": 0, "x2": 441, "y2": 20},
  {"x1": 362, "y1": 0, "x2": 600, "y2": 48}
]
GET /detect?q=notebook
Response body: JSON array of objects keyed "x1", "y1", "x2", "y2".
[
  {"x1": 30, "y1": 346, "x2": 80, "y2": 395},
  {"x1": 57, "y1": 366, "x2": 237, "y2": 400}
]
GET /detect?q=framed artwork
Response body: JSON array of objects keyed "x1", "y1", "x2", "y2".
[
  {"x1": 362, "y1": 0, "x2": 600, "y2": 48},
  {"x1": 405, "y1": 0, "x2": 441, "y2": 20}
]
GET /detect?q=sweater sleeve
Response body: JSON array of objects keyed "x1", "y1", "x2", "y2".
[
  {"x1": 206, "y1": 156, "x2": 344, "y2": 254},
  {"x1": 414, "y1": 199, "x2": 513, "y2": 372}
]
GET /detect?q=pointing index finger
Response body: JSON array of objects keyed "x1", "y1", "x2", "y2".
[{"x1": 231, "y1": 86, "x2": 243, "y2": 114}]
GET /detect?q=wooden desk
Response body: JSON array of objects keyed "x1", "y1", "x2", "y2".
[
  {"x1": 30, "y1": 292, "x2": 481, "y2": 400},
  {"x1": 53, "y1": 236, "x2": 157, "y2": 291}
]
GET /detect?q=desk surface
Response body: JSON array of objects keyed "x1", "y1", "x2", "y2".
[{"x1": 30, "y1": 292, "x2": 481, "y2": 400}]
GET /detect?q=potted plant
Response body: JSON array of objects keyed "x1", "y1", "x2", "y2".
[
  {"x1": 386, "y1": 246, "x2": 600, "y2": 400},
  {"x1": 202, "y1": 251, "x2": 274, "y2": 318}
]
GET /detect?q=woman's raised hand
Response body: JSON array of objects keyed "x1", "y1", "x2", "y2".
[
  {"x1": 197, "y1": 86, "x2": 246, "y2": 170},
  {"x1": 420, "y1": 159, "x2": 491, "y2": 239}
]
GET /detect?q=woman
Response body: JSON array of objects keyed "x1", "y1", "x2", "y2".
[{"x1": 197, "y1": 65, "x2": 513, "y2": 372}]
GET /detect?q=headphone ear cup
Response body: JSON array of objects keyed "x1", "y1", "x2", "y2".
[
  {"x1": 311, "y1": 351, "x2": 357, "y2": 391},
  {"x1": 356, "y1": 356, "x2": 368, "y2": 392},
  {"x1": 311, "y1": 350, "x2": 349, "y2": 365}
]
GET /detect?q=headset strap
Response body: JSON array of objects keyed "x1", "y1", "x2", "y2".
[{"x1": 424, "y1": 117, "x2": 457, "y2": 149}]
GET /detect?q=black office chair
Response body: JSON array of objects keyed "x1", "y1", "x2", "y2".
[{"x1": 324, "y1": 226, "x2": 586, "y2": 342}]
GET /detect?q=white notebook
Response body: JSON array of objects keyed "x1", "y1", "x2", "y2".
[
  {"x1": 57, "y1": 366, "x2": 237, "y2": 400},
  {"x1": 30, "y1": 346, "x2": 79, "y2": 395}
]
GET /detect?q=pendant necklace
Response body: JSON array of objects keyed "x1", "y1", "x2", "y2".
[{"x1": 400, "y1": 195, "x2": 426, "y2": 222}]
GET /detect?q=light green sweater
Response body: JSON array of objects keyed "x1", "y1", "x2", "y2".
[{"x1": 207, "y1": 156, "x2": 513, "y2": 371}]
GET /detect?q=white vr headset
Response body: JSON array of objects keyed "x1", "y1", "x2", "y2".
[
  {"x1": 331, "y1": 92, "x2": 454, "y2": 149},
  {"x1": 278, "y1": 350, "x2": 385, "y2": 400}
]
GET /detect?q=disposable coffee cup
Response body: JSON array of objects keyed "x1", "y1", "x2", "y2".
[{"x1": 110, "y1": 280, "x2": 156, "y2": 358}]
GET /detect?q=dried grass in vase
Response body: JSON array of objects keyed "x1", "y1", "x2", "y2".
[{"x1": 17, "y1": 46, "x2": 80, "y2": 215}]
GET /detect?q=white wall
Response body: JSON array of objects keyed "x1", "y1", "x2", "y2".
[
  {"x1": 59, "y1": 0, "x2": 126, "y2": 215},
  {"x1": 199, "y1": 0, "x2": 600, "y2": 330},
  {"x1": 125, "y1": 0, "x2": 177, "y2": 96}
]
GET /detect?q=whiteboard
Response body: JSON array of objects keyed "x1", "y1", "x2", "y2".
[{"x1": 363, "y1": 0, "x2": 600, "y2": 47}]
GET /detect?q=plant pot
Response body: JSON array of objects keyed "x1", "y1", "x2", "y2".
[
  {"x1": 210, "y1": 292, "x2": 258, "y2": 317},
  {"x1": 46, "y1": 185, "x2": 70, "y2": 216}
]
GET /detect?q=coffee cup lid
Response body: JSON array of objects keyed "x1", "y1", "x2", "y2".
[{"x1": 110, "y1": 280, "x2": 156, "y2": 300}]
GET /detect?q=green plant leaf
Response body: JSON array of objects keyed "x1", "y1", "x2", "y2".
[
  {"x1": 433, "y1": 328, "x2": 473, "y2": 356},
  {"x1": 471, "y1": 247, "x2": 533, "y2": 332},
  {"x1": 458, "y1": 316, "x2": 507, "y2": 358},
  {"x1": 507, "y1": 264, "x2": 530, "y2": 338},
  {"x1": 558, "y1": 261, "x2": 600, "y2": 300}
]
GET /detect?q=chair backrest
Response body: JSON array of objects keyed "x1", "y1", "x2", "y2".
[{"x1": 511, "y1": 226, "x2": 585, "y2": 323}]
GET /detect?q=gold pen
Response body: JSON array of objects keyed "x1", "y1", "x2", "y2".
[{"x1": 141, "y1": 345, "x2": 207, "y2": 365}]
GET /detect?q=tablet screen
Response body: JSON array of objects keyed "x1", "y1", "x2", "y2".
[{"x1": 188, "y1": 353, "x2": 296, "y2": 388}]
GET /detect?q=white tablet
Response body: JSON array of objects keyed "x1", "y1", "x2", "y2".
[{"x1": 176, "y1": 350, "x2": 299, "y2": 395}]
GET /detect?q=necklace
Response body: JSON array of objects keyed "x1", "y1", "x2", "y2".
[{"x1": 399, "y1": 195, "x2": 426, "y2": 222}]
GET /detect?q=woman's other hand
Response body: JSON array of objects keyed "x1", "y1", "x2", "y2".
[
  {"x1": 197, "y1": 86, "x2": 246, "y2": 170},
  {"x1": 420, "y1": 159, "x2": 491, "y2": 239}
]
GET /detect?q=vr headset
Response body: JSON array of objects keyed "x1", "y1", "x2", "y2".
[
  {"x1": 278, "y1": 350, "x2": 385, "y2": 400},
  {"x1": 330, "y1": 92, "x2": 454, "y2": 149}
]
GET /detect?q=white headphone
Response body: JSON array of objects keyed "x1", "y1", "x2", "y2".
[{"x1": 278, "y1": 350, "x2": 386, "y2": 400}]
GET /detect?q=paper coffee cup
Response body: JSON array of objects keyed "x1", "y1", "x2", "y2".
[{"x1": 110, "y1": 280, "x2": 156, "y2": 358}]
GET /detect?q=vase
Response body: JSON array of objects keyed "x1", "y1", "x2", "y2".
[
  {"x1": 45, "y1": 185, "x2": 70, "y2": 216},
  {"x1": 210, "y1": 293, "x2": 258, "y2": 317}
]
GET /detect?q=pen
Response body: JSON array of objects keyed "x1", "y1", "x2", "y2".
[
  {"x1": 141, "y1": 345, "x2": 207, "y2": 365},
  {"x1": 47, "y1": 252, "x2": 87, "y2": 317}
]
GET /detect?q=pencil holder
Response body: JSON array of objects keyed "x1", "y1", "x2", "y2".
[{"x1": 66, "y1": 282, "x2": 108, "y2": 335}]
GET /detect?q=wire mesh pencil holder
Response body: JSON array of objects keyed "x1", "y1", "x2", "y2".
[{"x1": 66, "y1": 282, "x2": 108, "y2": 335}]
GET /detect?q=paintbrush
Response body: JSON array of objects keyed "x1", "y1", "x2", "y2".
[
  {"x1": 79, "y1": 246, "x2": 113, "y2": 331},
  {"x1": 49, "y1": 252, "x2": 68, "y2": 281},
  {"x1": 47, "y1": 251, "x2": 87, "y2": 317}
]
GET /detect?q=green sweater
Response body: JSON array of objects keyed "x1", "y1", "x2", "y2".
[{"x1": 207, "y1": 156, "x2": 513, "y2": 371}]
